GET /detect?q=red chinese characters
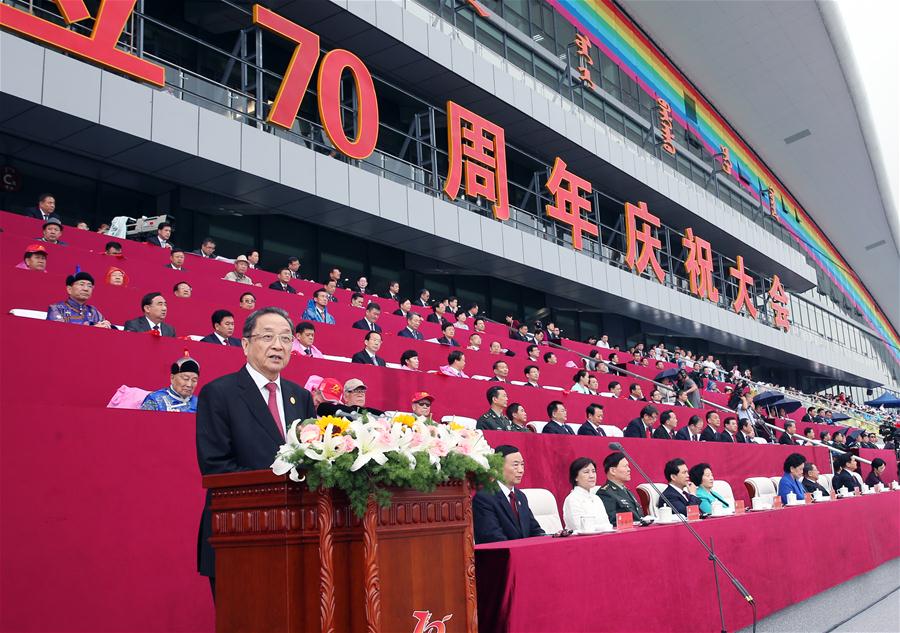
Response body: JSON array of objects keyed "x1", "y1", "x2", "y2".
[
  {"x1": 624, "y1": 201, "x2": 666, "y2": 284},
  {"x1": 0, "y1": 0, "x2": 164, "y2": 86},
  {"x1": 729, "y1": 255, "x2": 758, "y2": 318},
  {"x1": 657, "y1": 98, "x2": 675, "y2": 155},
  {"x1": 444, "y1": 101, "x2": 509, "y2": 221},
  {"x1": 768, "y1": 274, "x2": 791, "y2": 331},
  {"x1": 719, "y1": 145, "x2": 732, "y2": 176},
  {"x1": 544, "y1": 158, "x2": 598, "y2": 250},
  {"x1": 682, "y1": 228, "x2": 719, "y2": 302},
  {"x1": 573, "y1": 33, "x2": 596, "y2": 90}
]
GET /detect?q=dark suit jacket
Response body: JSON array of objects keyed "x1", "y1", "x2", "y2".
[
  {"x1": 436, "y1": 336, "x2": 460, "y2": 347},
  {"x1": 351, "y1": 350, "x2": 386, "y2": 367},
  {"x1": 192, "y1": 249, "x2": 216, "y2": 258},
  {"x1": 658, "y1": 484, "x2": 701, "y2": 516},
  {"x1": 472, "y1": 489, "x2": 545, "y2": 544},
  {"x1": 542, "y1": 420, "x2": 575, "y2": 435},
  {"x1": 802, "y1": 478, "x2": 829, "y2": 496},
  {"x1": 578, "y1": 421, "x2": 606, "y2": 436},
  {"x1": 145, "y1": 235, "x2": 173, "y2": 249},
  {"x1": 196, "y1": 366, "x2": 315, "y2": 576},
  {"x1": 164, "y1": 264, "x2": 186, "y2": 271},
  {"x1": 652, "y1": 426, "x2": 675, "y2": 440},
  {"x1": 123, "y1": 317, "x2": 176, "y2": 337},
  {"x1": 718, "y1": 431, "x2": 737, "y2": 443},
  {"x1": 199, "y1": 333, "x2": 241, "y2": 347},
  {"x1": 735, "y1": 432, "x2": 747, "y2": 444},
  {"x1": 675, "y1": 427, "x2": 701, "y2": 441},
  {"x1": 700, "y1": 426, "x2": 719, "y2": 442},
  {"x1": 26, "y1": 209, "x2": 61, "y2": 222},
  {"x1": 623, "y1": 418, "x2": 651, "y2": 438},
  {"x1": 779, "y1": 433, "x2": 797, "y2": 445},
  {"x1": 831, "y1": 470, "x2": 860, "y2": 493},
  {"x1": 397, "y1": 328, "x2": 423, "y2": 340},
  {"x1": 268, "y1": 281, "x2": 298, "y2": 293},
  {"x1": 351, "y1": 319, "x2": 382, "y2": 333}
]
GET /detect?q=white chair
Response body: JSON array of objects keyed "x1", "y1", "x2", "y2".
[
  {"x1": 322, "y1": 354, "x2": 351, "y2": 363},
  {"x1": 519, "y1": 488, "x2": 562, "y2": 534},
  {"x1": 471, "y1": 375, "x2": 491, "y2": 381},
  {"x1": 9, "y1": 308, "x2": 47, "y2": 320},
  {"x1": 527, "y1": 421, "x2": 547, "y2": 434},
  {"x1": 510, "y1": 380, "x2": 527, "y2": 386},
  {"x1": 440, "y1": 415, "x2": 476, "y2": 429},
  {"x1": 819, "y1": 473, "x2": 834, "y2": 493},
  {"x1": 636, "y1": 483, "x2": 666, "y2": 517},
  {"x1": 544, "y1": 385, "x2": 564, "y2": 392},
  {"x1": 744, "y1": 477, "x2": 776, "y2": 501},
  {"x1": 711, "y1": 480, "x2": 735, "y2": 507},
  {"x1": 600, "y1": 425, "x2": 624, "y2": 437},
  {"x1": 186, "y1": 334, "x2": 204, "y2": 341},
  {"x1": 750, "y1": 437, "x2": 767, "y2": 444},
  {"x1": 566, "y1": 423, "x2": 582, "y2": 434},
  {"x1": 385, "y1": 362, "x2": 402, "y2": 369},
  {"x1": 852, "y1": 471, "x2": 865, "y2": 489},
  {"x1": 768, "y1": 476, "x2": 781, "y2": 490}
]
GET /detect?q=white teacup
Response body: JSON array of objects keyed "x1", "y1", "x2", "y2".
[
  {"x1": 786, "y1": 492, "x2": 797, "y2": 504},
  {"x1": 839, "y1": 486, "x2": 849, "y2": 496},
  {"x1": 657, "y1": 505, "x2": 673, "y2": 521},
  {"x1": 813, "y1": 489, "x2": 823, "y2": 500},
  {"x1": 751, "y1": 496, "x2": 765, "y2": 510},
  {"x1": 710, "y1": 501, "x2": 724, "y2": 516},
  {"x1": 579, "y1": 516, "x2": 597, "y2": 532}
]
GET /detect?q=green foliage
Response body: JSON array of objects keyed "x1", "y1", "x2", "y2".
[{"x1": 297, "y1": 448, "x2": 503, "y2": 517}]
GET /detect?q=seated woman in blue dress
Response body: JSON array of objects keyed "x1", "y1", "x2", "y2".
[
  {"x1": 777, "y1": 453, "x2": 808, "y2": 504},
  {"x1": 688, "y1": 463, "x2": 730, "y2": 514}
]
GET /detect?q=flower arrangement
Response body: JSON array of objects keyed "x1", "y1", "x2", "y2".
[{"x1": 272, "y1": 413, "x2": 503, "y2": 516}]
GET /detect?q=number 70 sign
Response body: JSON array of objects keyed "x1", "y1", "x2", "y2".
[{"x1": 0, "y1": 1, "x2": 380, "y2": 159}]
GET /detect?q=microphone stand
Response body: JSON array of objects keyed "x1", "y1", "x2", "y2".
[{"x1": 608, "y1": 442, "x2": 755, "y2": 633}]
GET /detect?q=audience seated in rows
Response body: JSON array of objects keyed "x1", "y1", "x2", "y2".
[
  {"x1": 658, "y1": 457, "x2": 701, "y2": 515},
  {"x1": 440, "y1": 350, "x2": 468, "y2": 378},
  {"x1": 302, "y1": 289, "x2": 335, "y2": 324},
  {"x1": 291, "y1": 321, "x2": 324, "y2": 358},
  {"x1": 542, "y1": 401, "x2": 574, "y2": 435},
  {"x1": 689, "y1": 463, "x2": 729, "y2": 513},
  {"x1": 200, "y1": 310, "x2": 241, "y2": 346},
  {"x1": 351, "y1": 331, "x2": 386, "y2": 367},
  {"x1": 124, "y1": 292, "x2": 175, "y2": 336},
  {"x1": 562, "y1": 457, "x2": 612, "y2": 532},
  {"x1": 316, "y1": 378, "x2": 384, "y2": 417},
  {"x1": 473, "y1": 444, "x2": 545, "y2": 544}
]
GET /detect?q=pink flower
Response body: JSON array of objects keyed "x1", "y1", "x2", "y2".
[
  {"x1": 428, "y1": 439, "x2": 449, "y2": 459},
  {"x1": 338, "y1": 435, "x2": 357, "y2": 453},
  {"x1": 299, "y1": 424, "x2": 321, "y2": 444}
]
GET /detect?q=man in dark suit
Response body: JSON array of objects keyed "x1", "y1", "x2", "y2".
[
  {"x1": 510, "y1": 323, "x2": 531, "y2": 342},
  {"x1": 623, "y1": 405, "x2": 658, "y2": 438},
  {"x1": 145, "y1": 221, "x2": 174, "y2": 249},
  {"x1": 658, "y1": 458, "x2": 701, "y2": 516},
  {"x1": 196, "y1": 307, "x2": 315, "y2": 593},
  {"x1": 165, "y1": 248, "x2": 187, "y2": 271},
  {"x1": 779, "y1": 421, "x2": 798, "y2": 445},
  {"x1": 123, "y1": 292, "x2": 176, "y2": 337},
  {"x1": 200, "y1": 310, "x2": 241, "y2": 346},
  {"x1": 473, "y1": 445, "x2": 546, "y2": 543},
  {"x1": 801, "y1": 462, "x2": 829, "y2": 496},
  {"x1": 26, "y1": 193, "x2": 61, "y2": 222},
  {"x1": 427, "y1": 304, "x2": 451, "y2": 326},
  {"x1": 352, "y1": 302, "x2": 382, "y2": 333},
  {"x1": 652, "y1": 410, "x2": 678, "y2": 439},
  {"x1": 717, "y1": 417, "x2": 739, "y2": 443},
  {"x1": 416, "y1": 289, "x2": 431, "y2": 307},
  {"x1": 675, "y1": 415, "x2": 704, "y2": 441},
  {"x1": 831, "y1": 454, "x2": 861, "y2": 493},
  {"x1": 578, "y1": 403, "x2": 607, "y2": 436},
  {"x1": 397, "y1": 312, "x2": 424, "y2": 340},
  {"x1": 269, "y1": 268, "x2": 299, "y2": 293},
  {"x1": 736, "y1": 419, "x2": 755, "y2": 443},
  {"x1": 436, "y1": 322, "x2": 460, "y2": 346},
  {"x1": 193, "y1": 237, "x2": 216, "y2": 259},
  {"x1": 350, "y1": 331, "x2": 386, "y2": 367},
  {"x1": 542, "y1": 401, "x2": 575, "y2": 435},
  {"x1": 700, "y1": 411, "x2": 720, "y2": 442}
]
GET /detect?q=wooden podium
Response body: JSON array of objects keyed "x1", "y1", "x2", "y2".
[{"x1": 204, "y1": 470, "x2": 478, "y2": 633}]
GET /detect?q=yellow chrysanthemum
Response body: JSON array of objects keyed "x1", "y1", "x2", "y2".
[
  {"x1": 449, "y1": 422, "x2": 465, "y2": 431},
  {"x1": 317, "y1": 415, "x2": 349, "y2": 435},
  {"x1": 393, "y1": 413, "x2": 416, "y2": 428}
]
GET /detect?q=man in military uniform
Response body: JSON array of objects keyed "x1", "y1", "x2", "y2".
[
  {"x1": 46, "y1": 271, "x2": 111, "y2": 328},
  {"x1": 476, "y1": 386, "x2": 514, "y2": 431},
  {"x1": 597, "y1": 451, "x2": 644, "y2": 526},
  {"x1": 141, "y1": 357, "x2": 200, "y2": 413}
]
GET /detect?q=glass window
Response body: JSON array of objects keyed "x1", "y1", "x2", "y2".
[
  {"x1": 504, "y1": 0, "x2": 531, "y2": 35},
  {"x1": 476, "y1": 19, "x2": 505, "y2": 57},
  {"x1": 534, "y1": 54, "x2": 559, "y2": 90},
  {"x1": 506, "y1": 37, "x2": 534, "y2": 75}
]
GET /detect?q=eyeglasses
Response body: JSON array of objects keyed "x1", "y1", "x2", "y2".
[{"x1": 248, "y1": 333, "x2": 293, "y2": 345}]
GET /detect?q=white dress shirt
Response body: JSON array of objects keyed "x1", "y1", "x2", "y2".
[
  {"x1": 245, "y1": 363, "x2": 286, "y2": 432},
  {"x1": 562, "y1": 486, "x2": 612, "y2": 531}
]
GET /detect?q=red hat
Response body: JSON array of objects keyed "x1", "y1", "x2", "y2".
[
  {"x1": 411, "y1": 391, "x2": 435, "y2": 403},
  {"x1": 24, "y1": 243, "x2": 48, "y2": 257},
  {"x1": 320, "y1": 378, "x2": 343, "y2": 403}
]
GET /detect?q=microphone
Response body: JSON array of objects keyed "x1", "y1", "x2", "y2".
[{"x1": 607, "y1": 440, "x2": 754, "y2": 629}]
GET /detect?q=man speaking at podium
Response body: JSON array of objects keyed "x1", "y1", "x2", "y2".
[{"x1": 196, "y1": 307, "x2": 315, "y2": 597}]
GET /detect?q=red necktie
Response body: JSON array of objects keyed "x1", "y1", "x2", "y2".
[
  {"x1": 646, "y1": 427, "x2": 652, "y2": 438},
  {"x1": 264, "y1": 383, "x2": 285, "y2": 440},
  {"x1": 508, "y1": 490, "x2": 520, "y2": 523}
]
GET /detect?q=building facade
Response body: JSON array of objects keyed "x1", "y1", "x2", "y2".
[{"x1": 1, "y1": 0, "x2": 897, "y2": 398}]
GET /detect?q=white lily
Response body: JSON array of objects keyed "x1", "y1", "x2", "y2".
[
  {"x1": 304, "y1": 424, "x2": 355, "y2": 464},
  {"x1": 350, "y1": 423, "x2": 390, "y2": 472}
]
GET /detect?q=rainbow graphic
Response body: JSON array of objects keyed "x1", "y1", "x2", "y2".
[{"x1": 549, "y1": 0, "x2": 900, "y2": 366}]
